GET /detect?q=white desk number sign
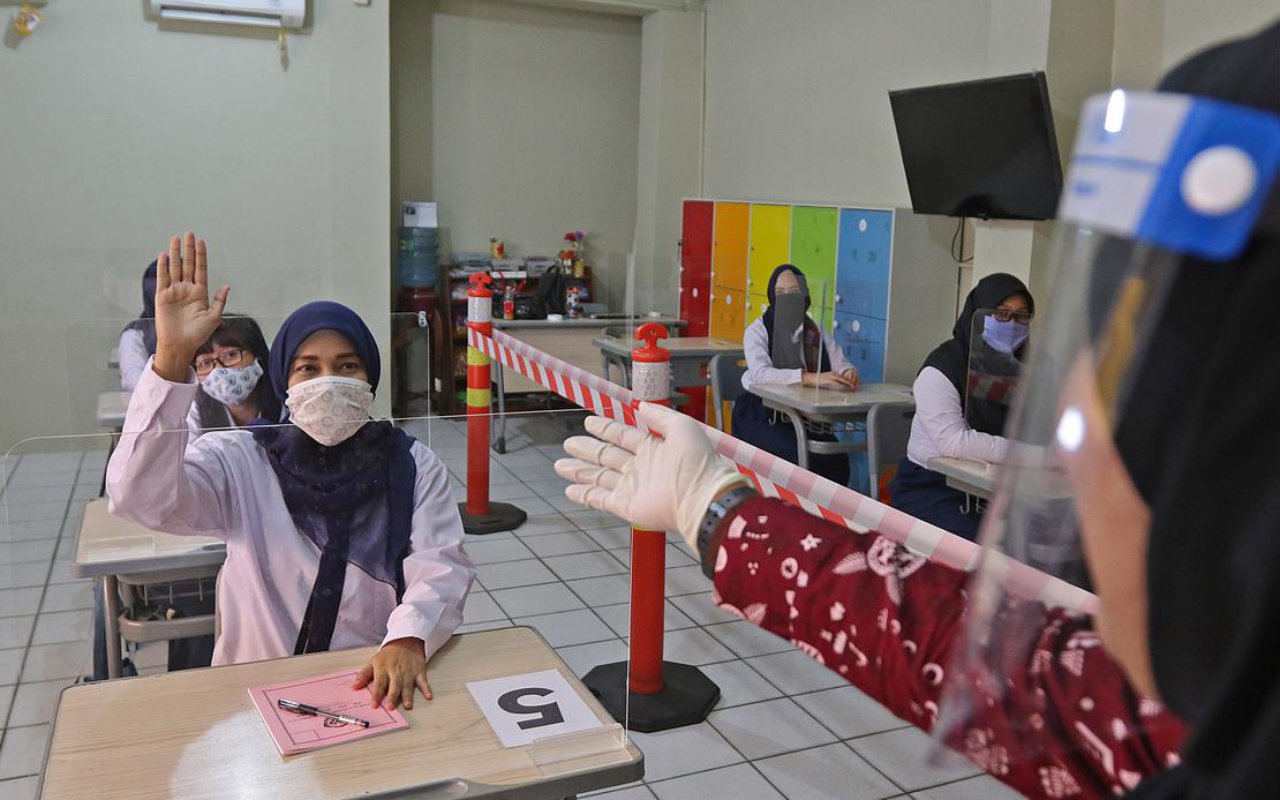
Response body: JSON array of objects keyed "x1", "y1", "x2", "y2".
[{"x1": 466, "y1": 669, "x2": 603, "y2": 748}]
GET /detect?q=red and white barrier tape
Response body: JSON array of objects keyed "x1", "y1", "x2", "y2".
[{"x1": 472, "y1": 328, "x2": 1098, "y2": 615}]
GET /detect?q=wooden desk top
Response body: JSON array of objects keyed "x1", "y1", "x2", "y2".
[
  {"x1": 593, "y1": 336, "x2": 745, "y2": 359},
  {"x1": 752, "y1": 382, "x2": 914, "y2": 416},
  {"x1": 72, "y1": 498, "x2": 226, "y2": 579},
  {"x1": 42, "y1": 627, "x2": 643, "y2": 799}
]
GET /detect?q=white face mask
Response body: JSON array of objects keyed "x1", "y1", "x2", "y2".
[
  {"x1": 200, "y1": 361, "x2": 263, "y2": 407},
  {"x1": 285, "y1": 376, "x2": 374, "y2": 447}
]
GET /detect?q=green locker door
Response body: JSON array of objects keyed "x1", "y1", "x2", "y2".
[
  {"x1": 790, "y1": 206, "x2": 838, "y2": 324},
  {"x1": 747, "y1": 204, "x2": 791, "y2": 296}
]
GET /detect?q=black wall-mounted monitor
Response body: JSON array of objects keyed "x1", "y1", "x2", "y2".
[{"x1": 889, "y1": 71, "x2": 1063, "y2": 220}]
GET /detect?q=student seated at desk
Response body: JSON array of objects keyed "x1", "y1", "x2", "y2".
[
  {"x1": 108, "y1": 233, "x2": 474, "y2": 710},
  {"x1": 118, "y1": 260, "x2": 158, "y2": 391},
  {"x1": 732, "y1": 264, "x2": 859, "y2": 487},
  {"x1": 188, "y1": 314, "x2": 282, "y2": 434},
  {"x1": 889, "y1": 273, "x2": 1034, "y2": 540}
]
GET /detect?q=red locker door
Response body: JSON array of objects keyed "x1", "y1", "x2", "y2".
[{"x1": 680, "y1": 201, "x2": 714, "y2": 337}]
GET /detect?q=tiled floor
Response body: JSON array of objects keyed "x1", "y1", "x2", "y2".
[{"x1": 0, "y1": 414, "x2": 1024, "y2": 800}]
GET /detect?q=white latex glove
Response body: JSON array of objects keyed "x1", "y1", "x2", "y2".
[{"x1": 555, "y1": 403, "x2": 749, "y2": 550}]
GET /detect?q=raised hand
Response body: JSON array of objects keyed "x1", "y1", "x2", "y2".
[{"x1": 151, "y1": 232, "x2": 230, "y2": 382}]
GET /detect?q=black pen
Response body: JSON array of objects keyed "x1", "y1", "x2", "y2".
[{"x1": 277, "y1": 698, "x2": 370, "y2": 728}]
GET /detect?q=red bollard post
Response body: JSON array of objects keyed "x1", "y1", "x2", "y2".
[
  {"x1": 457, "y1": 273, "x2": 528, "y2": 536},
  {"x1": 583, "y1": 323, "x2": 720, "y2": 732}
]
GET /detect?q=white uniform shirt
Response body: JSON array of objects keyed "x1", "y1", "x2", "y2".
[
  {"x1": 107, "y1": 362, "x2": 474, "y2": 667},
  {"x1": 905, "y1": 365, "x2": 1009, "y2": 467},
  {"x1": 117, "y1": 328, "x2": 151, "y2": 392},
  {"x1": 741, "y1": 317, "x2": 855, "y2": 393}
]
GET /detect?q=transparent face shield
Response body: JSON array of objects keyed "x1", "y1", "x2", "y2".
[
  {"x1": 965, "y1": 308, "x2": 1029, "y2": 435},
  {"x1": 932, "y1": 91, "x2": 1280, "y2": 789}
]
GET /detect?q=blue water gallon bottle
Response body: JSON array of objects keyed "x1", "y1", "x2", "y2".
[{"x1": 397, "y1": 226, "x2": 440, "y2": 288}]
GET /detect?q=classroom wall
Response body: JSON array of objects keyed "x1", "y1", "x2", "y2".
[
  {"x1": 392, "y1": 0, "x2": 642, "y2": 311},
  {"x1": 1113, "y1": 0, "x2": 1278, "y2": 89},
  {"x1": 631, "y1": 8, "x2": 705, "y2": 315},
  {"x1": 0, "y1": 1, "x2": 392, "y2": 449},
  {"x1": 700, "y1": 0, "x2": 996, "y2": 208}
]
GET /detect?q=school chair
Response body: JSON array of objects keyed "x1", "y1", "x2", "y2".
[
  {"x1": 867, "y1": 402, "x2": 915, "y2": 503},
  {"x1": 709, "y1": 354, "x2": 747, "y2": 432}
]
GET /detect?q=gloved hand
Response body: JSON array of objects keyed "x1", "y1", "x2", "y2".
[{"x1": 555, "y1": 403, "x2": 749, "y2": 550}]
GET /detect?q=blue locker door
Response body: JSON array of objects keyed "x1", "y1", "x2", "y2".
[
  {"x1": 832, "y1": 311, "x2": 886, "y2": 383},
  {"x1": 835, "y1": 209, "x2": 893, "y2": 320}
]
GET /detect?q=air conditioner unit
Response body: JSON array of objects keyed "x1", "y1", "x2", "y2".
[{"x1": 149, "y1": 0, "x2": 305, "y2": 30}]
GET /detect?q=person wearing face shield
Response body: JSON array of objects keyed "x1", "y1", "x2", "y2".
[
  {"x1": 106, "y1": 233, "x2": 474, "y2": 712},
  {"x1": 187, "y1": 314, "x2": 281, "y2": 435},
  {"x1": 889, "y1": 274, "x2": 1035, "y2": 541},
  {"x1": 557, "y1": 18, "x2": 1280, "y2": 797},
  {"x1": 731, "y1": 264, "x2": 861, "y2": 486}
]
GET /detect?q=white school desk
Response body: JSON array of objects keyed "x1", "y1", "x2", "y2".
[
  {"x1": 749, "y1": 382, "x2": 915, "y2": 472},
  {"x1": 96, "y1": 391, "x2": 130, "y2": 429},
  {"x1": 40, "y1": 627, "x2": 644, "y2": 799},
  {"x1": 73, "y1": 498, "x2": 226, "y2": 679},
  {"x1": 927, "y1": 456, "x2": 998, "y2": 500},
  {"x1": 593, "y1": 335, "x2": 745, "y2": 390}
]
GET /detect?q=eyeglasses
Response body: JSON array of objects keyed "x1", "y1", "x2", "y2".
[
  {"x1": 194, "y1": 348, "x2": 250, "y2": 375},
  {"x1": 991, "y1": 308, "x2": 1034, "y2": 325}
]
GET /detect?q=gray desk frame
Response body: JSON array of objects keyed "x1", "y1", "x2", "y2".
[
  {"x1": 73, "y1": 499, "x2": 226, "y2": 679},
  {"x1": 749, "y1": 383, "x2": 915, "y2": 471}
]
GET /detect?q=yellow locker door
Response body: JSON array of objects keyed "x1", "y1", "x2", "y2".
[
  {"x1": 710, "y1": 285, "x2": 746, "y2": 342},
  {"x1": 711, "y1": 202, "x2": 750, "y2": 292},
  {"x1": 744, "y1": 290, "x2": 769, "y2": 328},
  {"x1": 748, "y1": 204, "x2": 792, "y2": 296}
]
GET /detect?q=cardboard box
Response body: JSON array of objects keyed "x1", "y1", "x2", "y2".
[{"x1": 402, "y1": 202, "x2": 438, "y2": 228}]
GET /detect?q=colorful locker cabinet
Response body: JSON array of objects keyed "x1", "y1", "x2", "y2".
[
  {"x1": 789, "y1": 206, "x2": 839, "y2": 325},
  {"x1": 711, "y1": 202, "x2": 749, "y2": 293},
  {"x1": 745, "y1": 204, "x2": 791, "y2": 326},
  {"x1": 679, "y1": 201, "x2": 714, "y2": 337},
  {"x1": 833, "y1": 209, "x2": 893, "y2": 382}
]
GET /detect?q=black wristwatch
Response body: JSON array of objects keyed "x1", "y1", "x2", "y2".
[{"x1": 696, "y1": 485, "x2": 758, "y2": 578}]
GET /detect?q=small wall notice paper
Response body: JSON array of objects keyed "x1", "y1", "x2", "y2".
[
  {"x1": 466, "y1": 669, "x2": 603, "y2": 748},
  {"x1": 249, "y1": 670, "x2": 408, "y2": 757}
]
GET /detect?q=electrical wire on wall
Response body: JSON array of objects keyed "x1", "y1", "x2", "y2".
[
  {"x1": 951, "y1": 216, "x2": 973, "y2": 265},
  {"x1": 951, "y1": 216, "x2": 973, "y2": 315}
]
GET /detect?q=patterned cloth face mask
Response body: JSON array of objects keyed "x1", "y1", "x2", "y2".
[
  {"x1": 285, "y1": 376, "x2": 374, "y2": 447},
  {"x1": 200, "y1": 361, "x2": 263, "y2": 407}
]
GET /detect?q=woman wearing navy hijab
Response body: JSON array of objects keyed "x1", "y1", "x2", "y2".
[
  {"x1": 731, "y1": 264, "x2": 860, "y2": 486},
  {"x1": 108, "y1": 233, "x2": 473, "y2": 710}
]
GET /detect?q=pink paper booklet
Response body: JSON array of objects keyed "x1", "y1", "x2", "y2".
[{"x1": 248, "y1": 669, "x2": 408, "y2": 757}]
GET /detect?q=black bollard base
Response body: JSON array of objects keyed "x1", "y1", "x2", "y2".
[
  {"x1": 459, "y1": 502, "x2": 527, "y2": 535},
  {"x1": 582, "y1": 660, "x2": 720, "y2": 733}
]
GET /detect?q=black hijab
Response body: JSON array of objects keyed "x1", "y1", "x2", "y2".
[
  {"x1": 761, "y1": 264, "x2": 832, "y2": 372},
  {"x1": 250, "y1": 301, "x2": 417, "y2": 655},
  {"x1": 922, "y1": 272, "x2": 1033, "y2": 435},
  {"x1": 121, "y1": 261, "x2": 158, "y2": 355},
  {"x1": 1123, "y1": 18, "x2": 1280, "y2": 800}
]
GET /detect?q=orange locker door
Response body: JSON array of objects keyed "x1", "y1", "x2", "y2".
[
  {"x1": 711, "y1": 202, "x2": 749, "y2": 292},
  {"x1": 747, "y1": 204, "x2": 791, "y2": 296},
  {"x1": 710, "y1": 285, "x2": 746, "y2": 343}
]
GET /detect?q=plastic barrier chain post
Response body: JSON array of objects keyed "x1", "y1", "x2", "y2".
[
  {"x1": 458, "y1": 273, "x2": 527, "y2": 535},
  {"x1": 583, "y1": 323, "x2": 720, "y2": 732}
]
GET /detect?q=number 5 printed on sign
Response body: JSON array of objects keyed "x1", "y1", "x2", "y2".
[{"x1": 467, "y1": 669, "x2": 603, "y2": 748}]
